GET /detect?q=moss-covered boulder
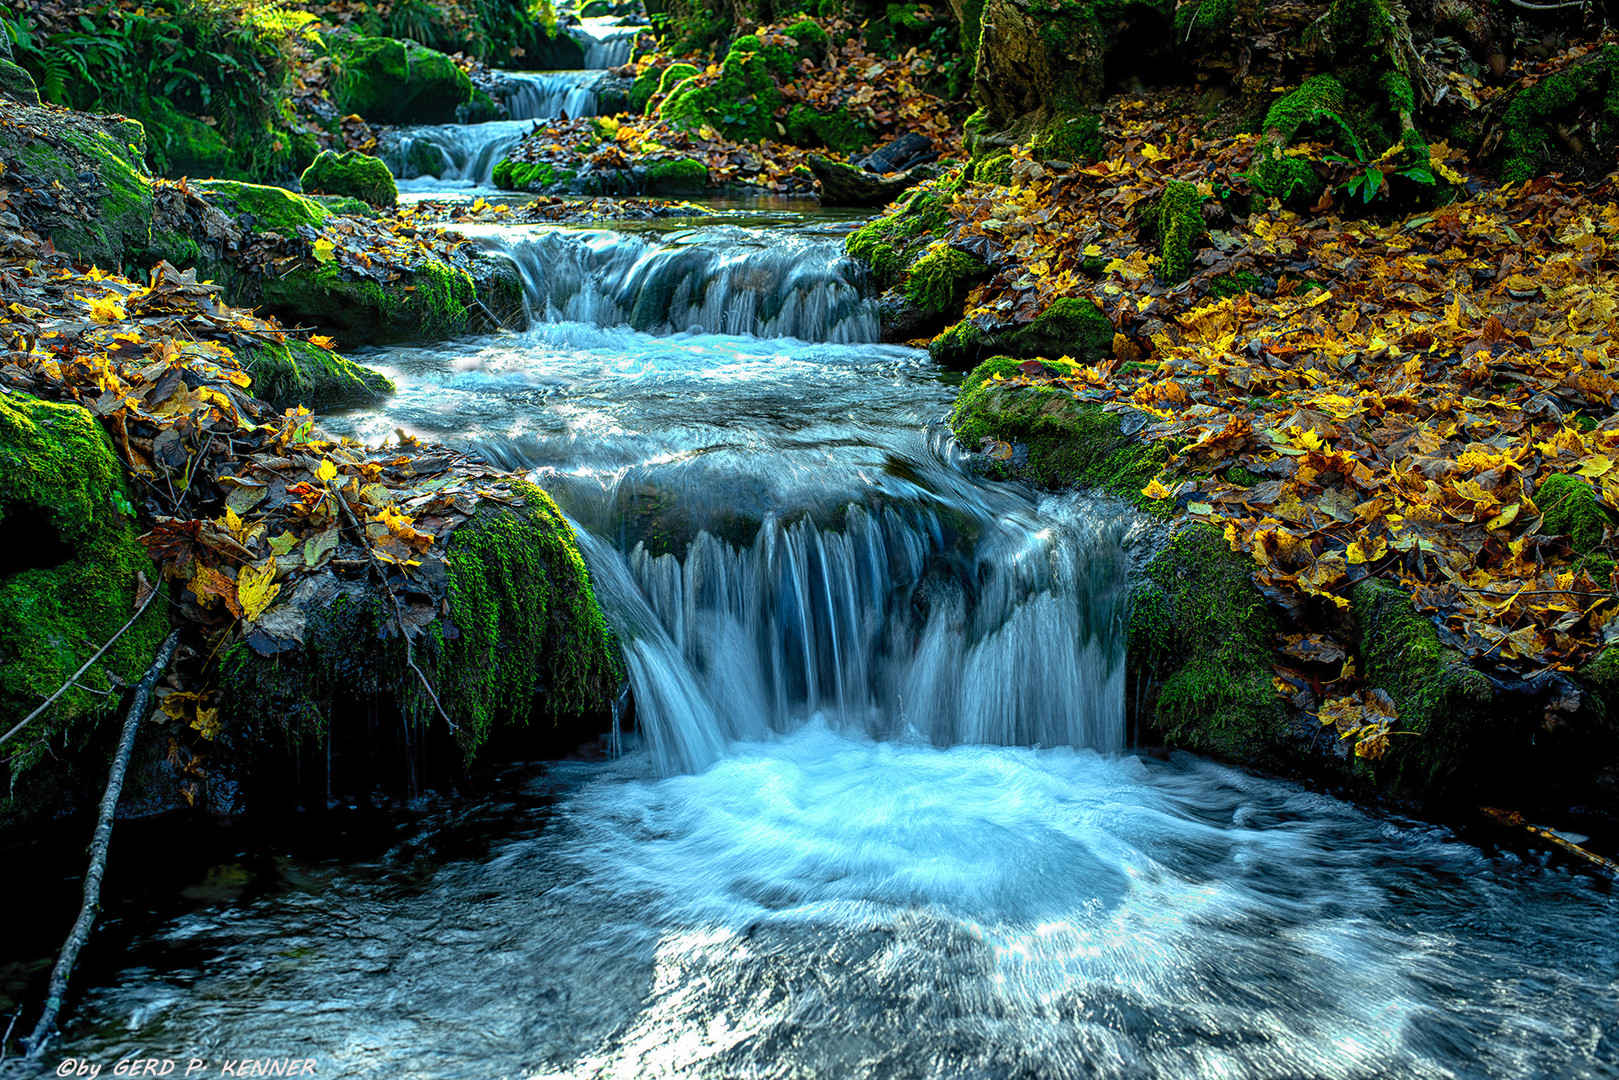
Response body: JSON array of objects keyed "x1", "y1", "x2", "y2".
[
  {"x1": 0, "y1": 393, "x2": 168, "y2": 805},
  {"x1": 1153, "y1": 180, "x2": 1204, "y2": 283},
  {"x1": 0, "y1": 106, "x2": 153, "y2": 270},
  {"x1": 166, "y1": 181, "x2": 479, "y2": 349},
  {"x1": 330, "y1": 32, "x2": 475, "y2": 126},
  {"x1": 639, "y1": 61, "x2": 700, "y2": 114},
  {"x1": 1537, "y1": 473, "x2": 1608, "y2": 555},
  {"x1": 931, "y1": 296, "x2": 1113, "y2": 368},
  {"x1": 219, "y1": 479, "x2": 623, "y2": 765},
  {"x1": 659, "y1": 35, "x2": 787, "y2": 142},
  {"x1": 237, "y1": 339, "x2": 394, "y2": 412},
  {"x1": 0, "y1": 56, "x2": 40, "y2": 106},
  {"x1": 1350, "y1": 579, "x2": 1494, "y2": 794},
  {"x1": 1492, "y1": 46, "x2": 1619, "y2": 185},
  {"x1": 949, "y1": 355, "x2": 1169, "y2": 493},
  {"x1": 299, "y1": 150, "x2": 399, "y2": 208},
  {"x1": 1129, "y1": 525, "x2": 1287, "y2": 761},
  {"x1": 902, "y1": 246, "x2": 990, "y2": 323},
  {"x1": 644, "y1": 157, "x2": 709, "y2": 195}
]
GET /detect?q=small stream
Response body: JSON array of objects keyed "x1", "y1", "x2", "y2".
[{"x1": 8, "y1": 205, "x2": 1618, "y2": 1075}]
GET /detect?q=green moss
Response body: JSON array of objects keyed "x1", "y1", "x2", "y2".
[
  {"x1": 972, "y1": 153, "x2": 1013, "y2": 184},
  {"x1": 903, "y1": 246, "x2": 989, "y2": 321},
  {"x1": 643, "y1": 62, "x2": 701, "y2": 114},
  {"x1": 784, "y1": 104, "x2": 874, "y2": 155},
  {"x1": 299, "y1": 150, "x2": 398, "y2": 207},
  {"x1": 1538, "y1": 473, "x2": 1607, "y2": 554},
  {"x1": 238, "y1": 338, "x2": 394, "y2": 412},
  {"x1": 255, "y1": 257, "x2": 475, "y2": 347},
  {"x1": 195, "y1": 179, "x2": 331, "y2": 233},
  {"x1": 847, "y1": 219, "x2": 903, "y2": 288},
  {"x1": 949, "y1": 356, "x2": 1170, "y2": 497},
  {"x1": 1031, "y1": 112, "x2": 1103, "y2": 163},
  {"x1": 1208, "y1": 271, "x2": 1263, "y2": 299},
  {"x1": 1172, "y1": 0, "x2": 1234, "y2": 47},
  {"x1": 659, "y1": 41, "x2": 784, "y2": 142},
  {"x1": 1154, "y1": 180, "x2": 1204, "y2": 283},
  {"x1": 1128, "y1": 525, "x2": 1283, "y2": 758},
  {"x1": 1248, "y1": 75, "x2": 1352, "y2": 201},
  {"x1": 1351, "y1": 578, "x2": 1493, "y2": 792},
  {"x1": 493, "y1": 158, "x2": 559, "y2": 191},
  {"x1": 433, "y1": 478, "x2": 623, "y2": 759},
  {"x1": 928, "y1": 319, "x2": 985, "y2": 366},
  {"x1": 4, "y1": 117, "x2": 154, "y2": 269},
  {"x1": 1496, "y1": 46, "x2": 1619, "y2": 185},
  {"x1": 930, "y1": 296, "x2": 1113, "y2": 368},
  {"x1": 329, "y1": 32, "x2": 474, "y2": 126},
  {"x1": 645, "y1": 156, "x2": 709, "y2": 195},
  {"x1": 0, "y1": 393, "x2": 168, "y2": 799},
  {"x1": 629, "y1": 65, "x2": 664, "y2": 115}
]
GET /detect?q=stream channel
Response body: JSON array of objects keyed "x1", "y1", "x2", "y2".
[{"x1": 7, "y1": 46, "x2": 1619, "y2": 1080}]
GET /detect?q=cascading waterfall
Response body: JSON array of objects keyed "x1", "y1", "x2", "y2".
[
  {"x1": 474, "y1": 225, "x2": 881, "y2": 342},
  {"x1": 573, "y1": 494, "x2": 1131, "y2": 777},
  {"x1": 583, "y1": 30, "x2": 635, "y2": 68}
]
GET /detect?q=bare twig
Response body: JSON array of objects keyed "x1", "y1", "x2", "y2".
[
  {"x1": 0, "y1": 586, "x2": 161, "y2": 751},
  {"x1": 22, "y1": 630, "x2": 180, "y2": 1059},
  {"x1": 1, "y1": 1006, "x2": 21, "y2": 1066},
  {"x1": 325, "y1": 478, "x2": 458, "y2": 733}
]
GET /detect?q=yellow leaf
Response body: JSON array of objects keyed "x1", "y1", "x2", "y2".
[
  {"x1": 1485, "y1": 503, "x2": 1521, "y2": 531},
  {"x1": 313, "y1": 238, "x2": 337, "y2": 264},
  {"x1": 1347, "y1": 536, "x2": 1388, "y2": 564},
  {"x1": 1142, "y1": 478, "x2": 1172, "y2": 499},
  {"x1": 316, "y1": 459, "x2": 338, "y2": 483},
  {"x1": 237, "y1": 559, "x2": 280, "y2": 622}
]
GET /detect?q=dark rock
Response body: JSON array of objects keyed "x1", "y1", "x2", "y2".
[
  {"x1": 808, "y1": 154, "x2": 942, "y2": 207},
  {"x1": 852, "y1": 133, "x2": 934, "y2": 174}
]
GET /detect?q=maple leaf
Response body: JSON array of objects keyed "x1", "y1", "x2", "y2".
[{"x1": 237, "y1": 559, "x2": 281, "y2": 622}]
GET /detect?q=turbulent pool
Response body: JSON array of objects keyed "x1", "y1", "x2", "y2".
[{"x1": 16, "y1": 210, "x2": 1619, "y2": 1080}]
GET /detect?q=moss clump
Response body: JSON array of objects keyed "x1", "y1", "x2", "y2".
[
  {"x1": 783, "y1": 18, "x2": 830, "y2": 62},
  {"x1": 1351, "y1": 579, "x2": 1493, "y2": 793},
  {"x1": 1496, "y1": 46, "x2": 1619, "y2": 185},
  {"x1": 195, "y1": 179, "x2": 331, "y2": 233},
  {"x1": 0, "y1": 393, "x2": 168, "y2": 797},
  {"x1": 645, "y1": 157, "x2": 709, "y2": 195},
  {"x1": 972, "y1": 153, "x2": 1013, "y2": 184},
  {"x1": 784, "y1": 105, "x2": 874, "y2": 155},
  {"x1": 645, "y1": 62, "x2": 701, "y2": 113},
  {"x1": 220, "y1": 480, "x2": 622, "y2": 765},
  {"x1": 1248, "y1": 75, "x2": 1350, "y2": 201},
  {"x1": 1173, "y1": 0, "x2": 1234, "y2": 48},
  {"x1": 1208, "y1": 271, "x2": 1263, "y2": 299},
  {"x1": 950, "y1": 355, "x2": 1171, "y2": 497},
  {"x1": 329, "y1": 33, "x2": 474, "y2": 126},
  {"x1": 238, "y1": 339, "x2": 394, "y2": 412},
  {"x1": 0, "y1": 58, "x2": 40, "y2": 105},
  {"x1": 629, "y1": 65, "x2": 665, "y2": 115},
  {"x1": 492, "y1": 159, "x2": 560, "y2": 191},
  {"x1": 257, "y1": 258, "x2": 476, "y2": 347},
  {"x1": 935, "y1": 296, "x2": 1113, "y2": 367},
  {"x1": 903, "y1": 247, "x2": 989, "y2": 322},
  {"x1": 1129, "y1": 525, "x2": 1284, "y2": 759},
  {"x1": 1154, "y1": 180, "x2": 1204, "y2": 283},
  {"x1": 1538, "y1": 474, "x2": 1607, "y2": 554},
  {"x1": 1031, "y1": 112, "x2": 1103, "y2": 163},
  {"x1": 659, "y1": 38, "x2": 786, "y2": 142},
  {"x1": 299, "y1": 150, "x2": 398, "y2": 208}
]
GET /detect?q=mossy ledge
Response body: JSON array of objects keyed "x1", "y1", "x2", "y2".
[
  {"x1": 0, "y1": 392, "x2": 168, "y2": 823},
  {"x1": 219, "y1": 479, "x2": 624, "y2": 770}
]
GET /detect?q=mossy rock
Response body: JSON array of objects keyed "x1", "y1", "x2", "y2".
[
  {"x1": 783, "y1": 104, "x2": 874, "y2": 155},
  {"x1": 300, "y1": 150, "x2": 399, "y2": 208},
  {"x1": 0, "y1": 108, "x2": 154, "y2": 270},
  {"x1": 644, "y1": 157, "x2": 709, "y2": 195},
  {"x1": 1129, "y1": 525, "x2": 1285, "y2": 760},
  {"x1": 949, "y1": 356, "x2": 1171, "y2": 498},
  {"x1": 931, "y1": 296, "x2": 1113, "y2": 368},
  {"x1": 1030, "y1": 112, "x2": 1103, "y2": 163},
  {"x1": 1248, "y1": 75, "x2": 1348, "y2": 202},
  {"x1": 1153, "y1": 180, "x2": 1204, "y2": 283},
  {"x1": 1350, "y1": 579, "x2": 1494, "y2": 795},
  {"x1": 219, "y1": 479, "x2": 622, "y2": 765},
  {"x1": 194, "y1": 179, "x2": 331, "y2": 234},
  {"x1": 0, "y1": 393, "x2": 168, "y2": 805},
  {"x1": 1537, "y1": 473, "x2": 1608, "y2": 555},
  {"x1": 903, "y1": 246, "x2": 990, "y2": 323},
  {"x1": 491, "y1": 159, "x2": 580, "y2": 192},
  {"x1": 330, "y1": 32, "x2": 474, "y2": 126},
  {"x1": 650, "y1": 62, "x2": 701, "y2": 111},
  {"x1": 238, "y1": 339, "x2": 394, "y2": 412},
  {"x1": 0, "y1": 58, "x2": 41, "y2": 105},
  {"x1": 1495, "y1": 46, "x2": 1619, "y2": 185},
  {"x1": 658, "y1": 38, "x2": 784, "y2": 142},
  {"x1": 629, "y1": 65, "x2": 666, "y2": 115}
]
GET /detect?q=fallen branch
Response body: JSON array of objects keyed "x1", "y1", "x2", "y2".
[
  {"x1": 0, "y1": 586, "x2": 161, "y2": 751},
  {"x1": 22, "y1": 629, "x2": 180, "y2": 1060},
  {"x1": 1481, "y1": 806, "x2": 1619, "y2": 879}
]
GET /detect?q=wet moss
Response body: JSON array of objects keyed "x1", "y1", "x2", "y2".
[
  {"x1": 972, "y1": 153, "x2": 1013, "y2": 184},
  {"x1": 1031, "y1": 112, "x2": 1103, "y2": 163},
  {"x1": 330, "y1": 33, "x2": 474, "y2": 126},
  {"x1": 1351, "y1": 578, "x2": 1493, "y2": 793},
  {"x1": 1154, "y1": 180, "x2": 1204, "y2": 283},
  {"x1": 237, "y1": 338, "x2": 394, "y2": 412},
  {"x1": 1248, "y1": 75, "x2": 1350, "y2": 201},
  {"x1": 660, "y1": 38, "x2": 785, "y2": 142},
  {"x1": 950, "y1": 355, "x2": 1171, "y2": 498},
  {"x1": 0, "y1": 393, "x2": 168, "y2": 797},
  {"x1": 1538, "y1": 473, "x2": 1607, "y2": 554},
  {"x1": 784, "y1": 104, "x2": 874, "y2": 155},
  {"x1": 1129, "y1": 525, "x2": 1283, "y2": 759},
  {"x1": 932, "y1": 297, "x2": 1113, "y2": 368},
  {"x1": 1496, "y1": 46, "x2": 1619, "y2": 184},
  {"x1": 645, "y1": 156, "x2": 709, "y2": 195},
  {"x1": 493, "y1": 159, "x2": 560, "y2": 191},
  {"x1": 195, "y1": 179, "x2": 331, "y2": 233},
  {"x1": 1172, "y1": 0, "x2": 1233, "y2": 48},
  {"x1": 299, "y1": 150, "x2": 398, "y2": 207},
  {"x1": 645, "y1": 62, "x2": 701, "y2": 114},
  {"x1": 903, "y1": 246, "x2": 990, "y2": 322}
]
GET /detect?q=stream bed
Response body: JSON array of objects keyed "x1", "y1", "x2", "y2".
[{"x1": 9, "y1": 207, "x2": 1619, "y2": 1079}]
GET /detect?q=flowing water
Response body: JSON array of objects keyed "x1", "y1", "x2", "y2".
[{"x1": 12, "y1": 211, "x2": 1618, "y2": 1078}]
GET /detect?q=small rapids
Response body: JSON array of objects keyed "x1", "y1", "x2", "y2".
[{"x1": 18, "y1": 211, "x2": 1619, "y2": 1080}]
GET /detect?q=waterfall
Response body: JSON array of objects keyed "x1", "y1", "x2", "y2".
[
  {"x1": 584, "y1": 31, "x2": 635, "y2": 69},
  {"x1": 575, "y1": 497, "x2": 1131, "y2": 776},
  {"x1": 501, "y1": 70, "x2": 602, "y2": 120},
  {"x1": 477, "y1": 225, "x2": 881, "y2": 343}
]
